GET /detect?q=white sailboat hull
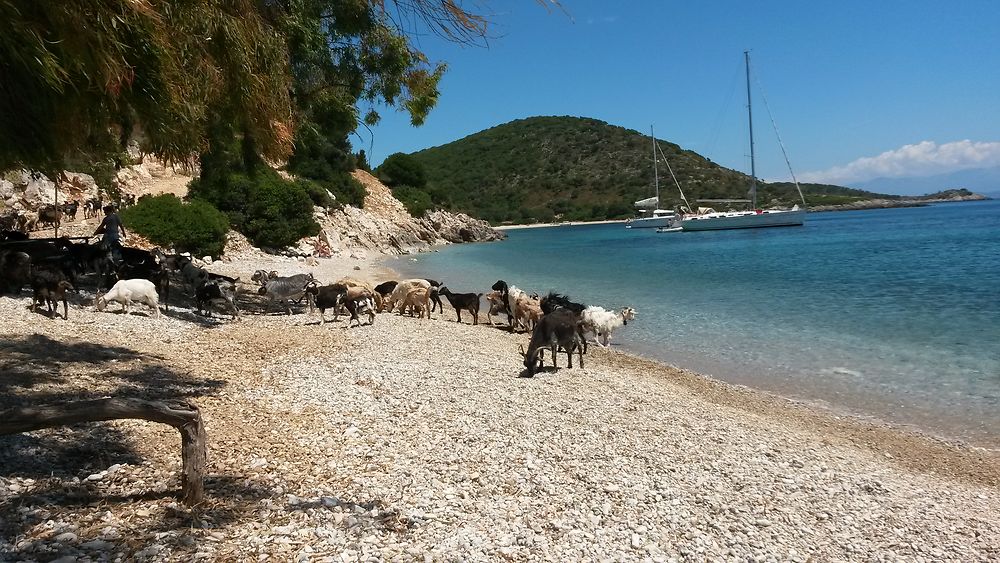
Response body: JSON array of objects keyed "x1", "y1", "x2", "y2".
[
  {"x1": 626, "y1": 214, "x2": 676, "y2": 229},
  {"x1": 681, "y1": 208, "x2": 805, "y2": 231}
]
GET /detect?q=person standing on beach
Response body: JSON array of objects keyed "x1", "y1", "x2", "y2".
[{"x1": 94, "y1": 204, "x2": 126, "y2": 264}]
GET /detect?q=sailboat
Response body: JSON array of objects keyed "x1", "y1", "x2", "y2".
[
  {"x1": 680, "y1": 51, "x2": 806, "y2": 231},
  {"x1": 625, "y1": 127, "x2": 677, "y2": 229}
]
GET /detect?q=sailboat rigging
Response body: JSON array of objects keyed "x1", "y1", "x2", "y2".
[
  {"x1": 670, "y1": 51, "x2": 807, "y2": 232},
  {"x1": 625, "y1": 126, "x2": 678, "y2": 228}
]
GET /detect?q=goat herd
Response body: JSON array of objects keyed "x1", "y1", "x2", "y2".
[
  {"x1": 0, "y1": 195, "x2": 136, "y2": 233},
  {"x1": 0, "y1": 236, "x2": 637, "y2": 377}
]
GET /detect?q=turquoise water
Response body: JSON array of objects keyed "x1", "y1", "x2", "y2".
[{"x1": 387, "y1": 200, "x2": 1000, "y2": 446}]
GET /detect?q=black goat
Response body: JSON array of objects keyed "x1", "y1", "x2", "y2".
[
  {"x1": 540, "y1": 292, "x2": 586, "y2": 315},
  {"x1": 0, "y1": 230, "x2": 28, "y2": 242},
  {"x1": 438, "y1": 286, "x2": 482, "y2": 325},
  {"x1": 30, "y1": 264, "x2": 73, "y2": 319},
  {"x1": 344, "y1": 293, "x2": 376, "y2": 327},
  {"x1": 0, "y1": 250, "x2": 31, "y2": 295},
  {"x1": 520, "y1": 308, "x2": 585, "y2": 377},
  {"x1": 196, "y1": 280, "x2": 240, "y2": 319},
  {"x1": 373, "y1": 280, "x2": 398, "y2": 298},
  {"x1": 305, "y1": 283, "x2": 349, "y2": 323},
  {"x1": 424, "y1": 278, "x2": 445, "y2": 313}
]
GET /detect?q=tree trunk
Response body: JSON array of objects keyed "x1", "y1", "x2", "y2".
[{"x1": 0, "y1": 398, "x2": 206, "y2": 506}]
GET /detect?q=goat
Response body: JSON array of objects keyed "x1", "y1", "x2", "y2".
[
  {"x1": 83, "y1": 197, "x2": 102, "y2": 219},
  {"x1": 492, "y1": 280, "x2": 529, "y2": 330},
  {"x1": 485, "y1": 290, "x2": 506, "y2": 325},
  {"x1": 423, "y1": 278, "x2": 445, "y2": 313},
  {"x1": 251, "y1": 269, "x2": 280, "y2": 285},
  {"x1": 334, "y1": 277, "x2": 382, "y2": 311},
  {"x1": 581, "y1": 306, "x2": 637, "y2": 347},
  {"x1": 60, "y1": 201, "x2": 79, "y2": 220},
  {"x1": 196, "y1": 279, "x2": 240, "y2": 319},
  {"x1": 305, "y1": 283, "x2": 349, "y2": 323},
  {"x1": 540, "y1": 292, "x2": 587, "y2": 315},
  {"x1": 513, "y1": 294, "x2": 543, "y2": 331},
  {"x1": 438, "y1": 286, "x2": 481, "y2": 324},
  {"x1": 398, "y1": 287, "x2": 431, "y2": 319},
  {"x1": 96, "y1": 279, "x2": 160, "y2": 317},
  {"x1": 384, "y1": 279, "x2": 432, "y2": 313},
  {"x1": 257, "y1": 273, "x2": 315, "y2": 314},
  {"x1": 0, "y1": 250, "x2": 31, "y2": 295},
  {"x1": 37, "y1": 205, "x2": 62, "y2": 229},
  {"x1": 519, "y1": 308, "x2": 586, "y2": 376},
  {"x1": 344, "y1": 294, "x2": 376, "y2": 327},
  {"x1": 0, "y1": 230, "x2": 28, "y2": 242},
  {"x1": 119, "y1": 261, "x2": 170, "y2": 310},
  {"x1": 30, "y1": 265, "x2": 73, "y2": 319}
]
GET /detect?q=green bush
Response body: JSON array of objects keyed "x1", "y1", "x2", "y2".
[
  {"x1": 376, "y1": 153, "x2": 426, "y2": 188},
  {"x1": 299, "y1": 178, "x2": 333, "y2": 208},
  {"x1": 188, "y1": 167, "x2": 320, "y2": 249},
  {"x1": 121, "y1": 194, "x2": 229, "y2": 257},
  {"x1": 392, "y1": 185, "x2": 433, "y2": 217}
]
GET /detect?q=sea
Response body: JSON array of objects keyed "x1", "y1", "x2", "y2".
[{"x1": 386, "y1": 200, "x2": 1000, "y2": 447}]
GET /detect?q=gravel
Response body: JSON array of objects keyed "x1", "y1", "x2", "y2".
[{"x1": 1, "y1": 255, "x2": 998, "y2": 561}]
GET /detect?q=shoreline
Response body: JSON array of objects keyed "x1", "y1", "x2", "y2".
[
  {"x1": 494, "y1": 219, "x2": 628, "y2": 230},
  {"x1": 2, "y1": 252, "x2": 997, "y2": 559},
  {"x1": 376, "y1": 254, "x2": 999, "y2": 460}
]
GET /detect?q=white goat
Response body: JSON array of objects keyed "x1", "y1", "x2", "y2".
[
  {"x1": 384, "y1": 279, "x2": 432, "y2": 312},
  {"x1": 96, "y1": 279, "x2": 160, "y2": 318},
  {"x1": 580, "y1": 306, "x2": 636, "y2": 347}
]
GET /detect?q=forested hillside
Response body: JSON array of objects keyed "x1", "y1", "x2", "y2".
[{"x1": 408, "y1": 116, "x2": 892, "y2": 223}]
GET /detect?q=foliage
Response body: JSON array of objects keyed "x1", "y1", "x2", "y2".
[
  {"x1": 121, "y1": 195, "x2": 229, "y2": 257},
  {"x1": 392, "y1": 185, "x2": 433, "y2": 217},
  {"x1": 376, "y1": 153, "x2": 427, "y2": 188},
  {"x1": 285, "y1": 106, "x2": 366, "y2": 208},
  {"x1": 407, "y1": 116, "x2": 897, "y2": 224},
  {"x1": 188, "y1": 165, "x2": 320, "y2": 249},
  {"x1": 356, "y1": 150, "x2": 371, "y2": 172},
  {"x1": 0, "y1": 0, "x2": 293, "y2": 172}
]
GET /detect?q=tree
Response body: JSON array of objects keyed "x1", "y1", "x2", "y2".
[
  {"x1": 0, "y1": 0, "x2": 292, "y2": 172},
  {"x1": 376, "y1": 153, "x2": 427, "y2": 188},
  {"x1": 2, "y1": 1, "x2": 557, "y2": 172}
]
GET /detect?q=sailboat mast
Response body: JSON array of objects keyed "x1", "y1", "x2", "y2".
[
  {"x1": 745, "y1": 50, "x2": 757, "y2": 210},
  {"x1": 651, "y1": 126, "x2": 659, "y2": 204}
]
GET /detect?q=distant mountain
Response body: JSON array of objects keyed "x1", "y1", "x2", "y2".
[
  {"x1": 407, "y1": 116, "x2": 890, "y2": 224},
  {"x1": 853, "y1": 166, "x2": 1000, "y2": 196}
]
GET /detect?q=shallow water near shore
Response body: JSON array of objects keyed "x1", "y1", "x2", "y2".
[{"x1": 389, "y1": 200, "x2": 1000, "y2": 447}]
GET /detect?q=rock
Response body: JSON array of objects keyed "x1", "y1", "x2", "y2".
[{"x1": 54, "y1": 532, "x2": 79, "y2": 542}]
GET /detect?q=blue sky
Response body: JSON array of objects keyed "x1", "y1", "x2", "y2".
[{"x1": 357, "y1": 1, "x2": 1000, "y2": 192}]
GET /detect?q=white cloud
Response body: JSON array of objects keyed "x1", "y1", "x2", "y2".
[{"x1": 799, "y1": 140, "x2": 1000, "y2": 185}]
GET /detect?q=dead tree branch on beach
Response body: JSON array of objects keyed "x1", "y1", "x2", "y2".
[{"x1": 0, "y1": 398, "x2": 207, "y2": 506}]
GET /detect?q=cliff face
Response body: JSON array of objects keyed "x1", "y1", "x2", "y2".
[
  {"x1": 3, "y1": 164, "x2": 505, "y2": 258},
  {"x1": 300, "y1": 170, "x2": 505, "y2": 258}
]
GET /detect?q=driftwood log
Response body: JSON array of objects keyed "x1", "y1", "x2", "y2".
[{"x1": 0, "y1": 398, "x2": 206, "y2": 505}]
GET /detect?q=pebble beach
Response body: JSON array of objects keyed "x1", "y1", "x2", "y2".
[{"x1": 1, "y1": 253, "x2": 998, "y2": 561}]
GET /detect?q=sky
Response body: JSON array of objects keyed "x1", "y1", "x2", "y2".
[{"x1": 356, "y1": 0, "x2": 1000, "y2": 193}]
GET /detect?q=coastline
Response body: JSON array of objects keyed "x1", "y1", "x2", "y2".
[
  {"x1": 494, "y1": 218, "x2": 628, "y2": 230},
  {"x1": 377, "y1": 253, "x2": 998, "y2": 461},
  {"x1": 1, "y1": 251, "x2": 997, "y2": 559}
]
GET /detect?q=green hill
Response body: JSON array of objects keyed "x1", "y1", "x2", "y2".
[{"x1": 407, "y1": 116, "x2": 892, "y2": 224}]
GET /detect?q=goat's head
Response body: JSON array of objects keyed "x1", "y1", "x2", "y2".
[
  {"x1": 621, "y1": 306, "x2": 636, "y2": 325},
  {"x1": 94, "y1": 293, "x2": 107, "y2": 311}
]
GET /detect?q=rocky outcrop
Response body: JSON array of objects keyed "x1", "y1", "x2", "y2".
[
  {"x1": 1, "y1": 170, "x2": 99, "y2": 214},
  {"x1": 297, "y1": 170, "x2": 505, "y2": 258},
  {"x1": 808, "y1": 190, "x2": 989, "y2": 213},
  {"x1": 420, "y1": 210, "x2": 506, "y2": 243}
]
